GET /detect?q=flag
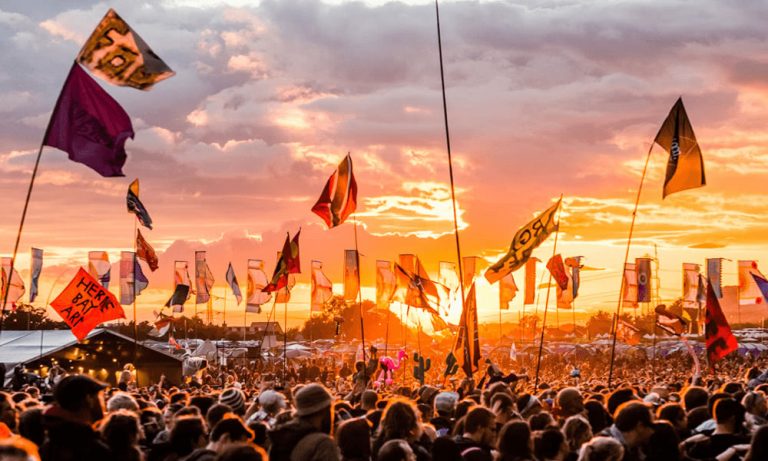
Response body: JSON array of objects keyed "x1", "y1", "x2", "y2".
[
  {"x1": 524, "y1": 257, "x2": 538, "y2": 305},
  {"x1": 546, "y1": 255, "x2": 569, "y2": 290},
  {"x1": 636, "y1": 257, "x2": 652, "y2": 303},
  {"x1": 616, "y1": 319, "x2": 641, "y2": 346},
  {"x1": 78, "y1": 9, "x2": 174, "y2": 90},
  {"x1": 655, "y1": 304, "x2": 688, "y2": 336},
  {"x1": 1, "y1": 258, "x2": 25, "y2": 309},
  {"x1": 499, "y1": 272, "x2": 517, "y2": 310},
  {"x1": 394, "y1": 263, "x2": 442, "y2": 315},
  {"x1": 682, "y1": 263, "x2": 701, "y2": 308},
  {"x1": 622, "y1": 263, "x2": 638, "y2": 308},
  {"x1": 438, "y1": 261, "x2": 460, "y2": 317},
  {"x1": 376, "y1": 260, "x2": 397, "y2": 310},
  {"x1": 654, "y1": 98, "x2": 706, "y2": 198},
  {"x1": 174, "y1": 261, "x2": 191, "y2": 288},
  {"x1": 51, "y1": 268, "x2": 126, "y2": 341},
  {"x1": 165, "y1": 284, "x2": 190, "y2": 314},
  {"x1": 264, "y1": 231, "x2": 301, "y2": 292},
  {"x1": 454, "y1": 283, "x2": 481, "y2": 376},
  {"x1": 127, "y1": 179, "x2": 153, "y2": 230},
  {"x1": 120, "y1": 252, "x2": 147, "y2": 305},
  {"x1": 707, "y1": 258, "x2": 723, "y2": 299},
  {"x1": 696, "y1": 274, "x2": 707, "y2": 305},
  {"x1": 705, "y1": 280, "x2": 738, "y2": 364},
  {"x1": 485, "y1": 199, "x2": 560, "y2": 283},
  {"x1": 344, "y1": 250, "x2": 360, "y2": 301},
  {"x1": 246, "y1": 259, "x2": 271, "y2": 313},
  {"x1": 29, "y1": 248, "x2": 43, "y2": 303},
  {"x1": 275, "y1": 272, "x2": 296, "y2": 304},
  {"x1": 149, "y1": 314, "x2": 173, "y2": 337},
  {"x1": 195, "y1": 251, "x2": 214, "y2": 304},
  {"x1": 565, "y1": 256, "x2": 584, "y2": 298},
  {"x1": 311, "y1": 261, "x2": 333, "y2": 316},
  {"x1": 509, "y1": 342, "x2": 517, "y2": 361},
  {"x1": 43, "y1": 63, "x2": 134, "y2": 177},
  {"x1": 226, "y1": 263, "x2": 243, "y2": 305},
  {"x1": 752, "y1": 273, "x2": 768, "y2": 304},
  {"x1": 462, "y1": 256, "x2": 483, "y2": 291},
  {"x1": 738, "y1": 260, "x2": 764, "y2": 305},
  {"x1": 169, "y1": 335, "x2": 182, "y2": 350},
  {"x1": 88, "y1": 251, "x2": 111, "y2": 288},
  {"x1": 311, "y1": 153, "x2": 357, "y2": 228},
  {"x1": 136, "y1": 229, "x2": 158, "y2": 271}
]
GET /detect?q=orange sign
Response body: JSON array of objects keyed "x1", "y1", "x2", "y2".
[{"x1": 51, "y1": 268, "x2": 126, "y2": 341}]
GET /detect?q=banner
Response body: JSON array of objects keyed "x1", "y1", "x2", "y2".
[
  {"x1": 29, "y1": 248, "x2": 43, "y2": 303},
  {"x1": 654, "y1": 97, "x2": 706, "y2": 198},
  {"x1": 195, "y1": 251, "x2": 214, "y2": 304},
  {"x1": 136, "y1": 229, "x2": 158, "y2": 271},
  {"x1": 88, "y1": 251, "x2": 111, "y2": 288},
  {"x1": 636, "y1": 257, "x2": 652, "y2": 303},
  {"x1": 453, "y1": 283, "x2": 481, "y2": 376},
  {"x1": 682, "y1": 263, "x2": 700, "y2": 308},
  {"x1": 565, "y1": 256, "x2": 584, "y2": 299},
  {"x1": 499, "y1": 272, "x2": 517, "y2": 310},
  {"x1": 344, "y1": 250, "x2": 360, "y2": 301},
  {"x1": 622, "y1": 263, "x2": 638, "y2": 308},
  {"x1": 485, "y1": 199, "x2": 560, "y2": 283},
  {"x1": 166, "y1": 284, "x2": 190, "y2": 314},
  {"x1": 706, "y1": 258, "x2": 723, "y2": 299},
  {"x1": 311, "y1": 260, "x2": 333, "y2": 316},
  {"x1": 246, "y1": 259, "x2": 271, "y2": 313},
  {"x1": 738, "y1": 260, "x2": 764, "y2": 305},
  {"x1": 376, "y1": 260, "x2": 397, "y2": 310},
  {"x1": 78, "y1": 8, "x2": 175, "y2": 90},
  {"x1": 439, "y1": 261, "x2": 459, "y2": 317},
  {"x1": 51, "y1": 268, "x2": 126, "y2": 341},
  {"x1": 705, "y1": 280, "x2": 738, "y2": 364},
  {"x1": 462, "y1": 256, "x2": 483, "y2": 291},
  {"x1": 524, "y1": 257, "x2": 538, "y2": 305}
]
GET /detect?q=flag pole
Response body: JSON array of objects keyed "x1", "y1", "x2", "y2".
[
  {"x1": 133, "y1": 220, "x2": 138, "y2": 346},
  {"x1": 283, "y1": 297, "x2": 288, "y2": 384},
  {"x1": 607, "y1": 143, "x2": 654, "y2": 388},
  {"x1": 435, "y1": 0, "x2": 467, "y2": 332},
  {"x1": 353, "y1": 216, "x2": 367, "y2": 364},
  {"x1": 0, "y1": 142, "x2": 45, "y2": 335},
  {"x1": 533, "y1": 195, "x2": 563, "y2": 391}
]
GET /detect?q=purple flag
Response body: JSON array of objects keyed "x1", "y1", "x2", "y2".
[{"x1": 44, "y1": 63, "x2": 134, "y2": 177}]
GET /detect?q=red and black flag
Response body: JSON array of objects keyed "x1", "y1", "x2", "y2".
[
  {"x1": 654, "y1": 98, "x2": 706, "y2": 198},
  {"x1": 312, "y1": 153, "x2": 357, "y2": 229},
  {"x1": 264, "y1": 230, "x2": 301, "y2": 293},
  {"x1": 705, "y1": 280, "x2": 738, "y2": 364},
  {"x1": 394, "y1": 262, "x2": 444, "y2": 316},
  {"x1": 136, "y1": 229, "x2": 158, "y2": 271},
  {"x1": 453, "y1": 283, "x2": 481, "y2": 376}
]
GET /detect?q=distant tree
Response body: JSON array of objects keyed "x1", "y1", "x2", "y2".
[
  {"x1": 586, "y1": 310, "x2": 613, "y2": 338},
  {"x1": 2, "y1": 303, "x2": 67, "y2": 330}
]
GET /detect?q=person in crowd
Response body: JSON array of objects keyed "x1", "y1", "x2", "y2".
[
  {"x1": 184, "y1": 417, "x2": 254, "y2": 461},
  {"x1": 452, "y1": 406, "x2": 496, "y2": 460},
  {"x1": 496, "y1": 420, "x2": 534, "y2": 461},
  {"x1": 563, "y1": 415, "x2": 593, "y2": 461},
  {"x1": 577, "y1": 437, "x2": 624, "y2": 461},
  {"x1": 336, "y1": 417, "x2": 372, "y2": 461},
  {"x1": 372, "y1": 399, "x2": 430, "y2": 461},
  {"x1": 600, "y1": 402, "x2": 654, "y2": 461},
  {"x1": 377, "y1": 439, "x2": 416, "y2": 461},
  {"x1": 100, "y1": 410, "x2": 143, "y2": 461}
]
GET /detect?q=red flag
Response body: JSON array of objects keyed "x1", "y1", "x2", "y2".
[
  {"x1": 50, "y1": 268, "x2": 126, "y2": 341},
  {"x1": 312, "y1": 154, "x2": 357, "y2": 228},
  {"x1": 264, "y1": 230, "x2": 301, "y2": 293},
  {"x1": 705, "y1": 280, "x2": 738, "y2": 364},
  {"x1": 524, "y1": 257, "x2": 538, "y2": 305},
  {"x1": 43, "y1": 63, "x2": 134, "y2": 177},
  {"x1": 546, "y1": 254, "x2": 569, "y2": 290},
  {"x1": 136, "y1": 229, "x2": 158, "y2": 271}
]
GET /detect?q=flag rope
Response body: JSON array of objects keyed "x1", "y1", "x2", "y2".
[
  {"x1": 608, "y1": 142, "x2": 655, "y2": 388},
  {"x1": 533, "y1": 194, "x2": 563, "y2": 390}
]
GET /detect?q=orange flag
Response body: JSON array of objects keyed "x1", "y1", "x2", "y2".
[{"x1": 51, "y1": 268, "x2": 126, "y2": 341}]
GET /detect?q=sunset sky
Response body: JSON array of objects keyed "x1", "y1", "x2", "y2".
[{"x1": 2, "y1": 0, "x2": 768, "y2": 330}]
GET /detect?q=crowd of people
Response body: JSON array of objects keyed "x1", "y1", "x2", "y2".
[{"x1": 2, "y1": 346, "x2": 768, "y2": 461}]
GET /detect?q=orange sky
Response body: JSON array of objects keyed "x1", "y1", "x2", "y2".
[{"x1": 2, "y1": 1, "x2": 768, "y2": 330}]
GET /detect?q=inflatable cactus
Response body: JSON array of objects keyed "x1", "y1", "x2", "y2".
[
  {"x1": 443, "y1": 351, "x2": 459, "y2": 377},
  {"x1": 413, "y1": 352, "x2": 431, "y2": 385}
]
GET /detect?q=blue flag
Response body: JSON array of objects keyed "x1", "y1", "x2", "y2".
[
  {"x1": 127, "y1": 179, "x2": 153, "y2": 229},
  {"x1": 29, "y1": 248, "x2": 43, "y2": 303},
  {"x1": 226, "y1": 263, "x2": 243, "y2": 305},
  {"x1": 751, "y1": 273, "x2": 768, "y2": 304}
]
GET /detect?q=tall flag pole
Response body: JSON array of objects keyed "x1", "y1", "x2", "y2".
[
  {"x1": 533, "y1": 195, "x2": 563, "y2": 391},
  {"x1": 608, "y1": 97, "x2": 706, "y2": 388}
]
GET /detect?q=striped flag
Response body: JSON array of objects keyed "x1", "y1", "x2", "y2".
[
  {"x1": 119, "y1": 251, "x2": 147, "y2": 305},
  {"x1": 1, "y1": 257, "x2": 25, "y2": 309},
  {"x1": 265, "y1": 231, "x2": 301, "y2": 293},
  {"x1": 738, "y1": 260, "x2": 764, "y2": 305},
  {"x1": 622, "y1": 263, "x2": 638, "y2": 308},
  {"x1": 78, "y1": 9, "x2": 174, "y2": 90},
  {"x1": 226, "y1": 263, "x2": 243, "y2": 305},
  {"x1": 29, "y1": 248, "x2": 43, "y2": 303},
  {"x1": 524, "y1": 257, "x2": 538, "y2": 305},
  {"x1": 312, "y1": 153, "x2": 357, "y2": 228},
  {"x1": 499, "y1": 272, "x2": 517, "y2": 310},
  {"x1": 707, "y1": 258, "x2": 723, "y2": 299},
  {"x1": 165, "y1": 284, "x2": 190, "y2": 314}
]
